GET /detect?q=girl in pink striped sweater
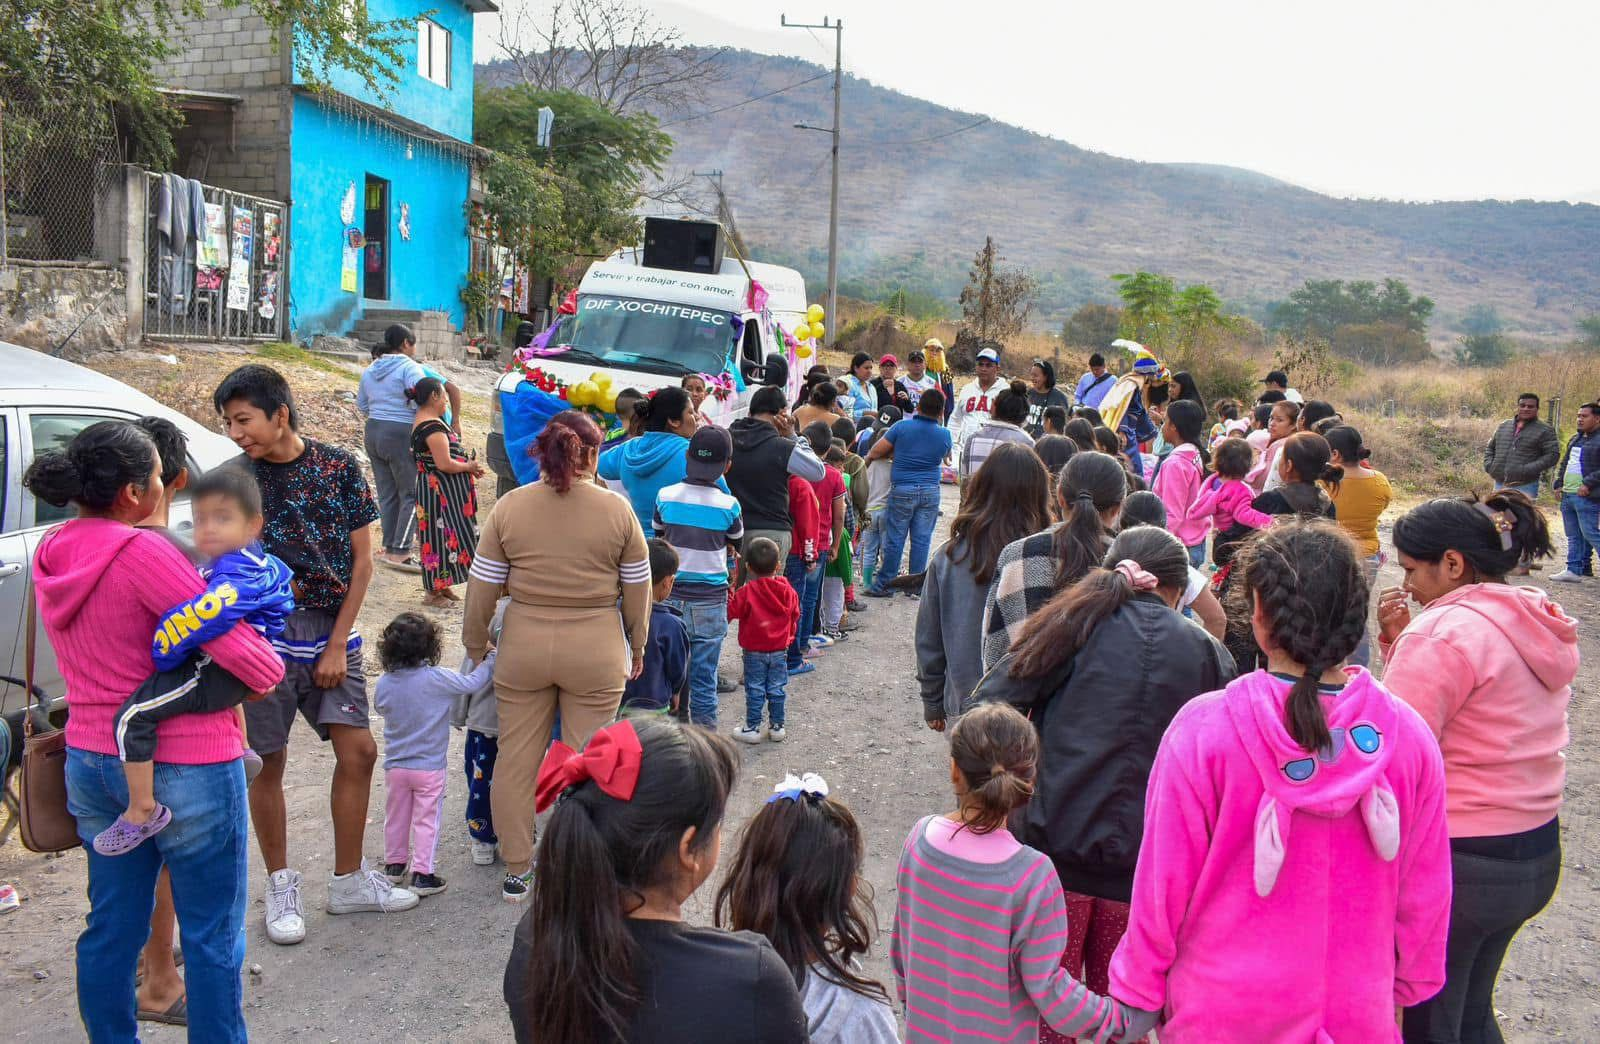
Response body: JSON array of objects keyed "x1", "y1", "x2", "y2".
[{"x1": 891, "y1": 703, "x2": 1157, "y2": 1043}]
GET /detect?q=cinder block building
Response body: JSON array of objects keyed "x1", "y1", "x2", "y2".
[{"x1": 151, "y1": 0, "x2": 495, "y2": 349}]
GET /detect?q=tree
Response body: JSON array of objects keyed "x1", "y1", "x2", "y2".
[
  {"x1": 0, "y1": 0, "x2": 410, "y2": 164},
  {"x1": 1330, "y1": 322, "x2": 1433, "y2": 365},
  {"x1": 1062, "y1": 303, "x2": 1122, "y2": 348},
  {"x1": 1268, "y1": 277, "x2": 1433, "y2": 338},
  {"x1": 493, "y1": 0, "x2": 725, "y2": 115},
  {"x1": 958, "y1": 236, "x2": 1037, "y2": 345},
  {"x1": 474, "y1": 86, "x2": 671, "y2": 278},
  {"x1": 1110, "y1": 271, "x2": 1177, "y2": 348},
  {"x1": 1580, "y1": 314, "x2": 1600, "y2": 348},
  {"x1": 1455, "y1": 306, "x2": 1514, "y2": 366}
]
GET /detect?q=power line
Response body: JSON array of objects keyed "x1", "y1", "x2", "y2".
[
  {"x1": 869, "y1": 116, "x2": 991, "y2": 147},
  {"x1": 657, "y1": 71, "x2": 832, "y2": 129}
]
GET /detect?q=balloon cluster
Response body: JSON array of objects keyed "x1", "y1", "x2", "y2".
[
  {"x1": 792, "y1": 303, "x2": 827, "y2": 359},
  {"x1": 568, "y1": 371, "x2": 619, "y2": 414}
]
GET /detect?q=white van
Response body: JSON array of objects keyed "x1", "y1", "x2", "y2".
[{"x1": 486, "y1": 238, "x2": 811, "y2": 491}]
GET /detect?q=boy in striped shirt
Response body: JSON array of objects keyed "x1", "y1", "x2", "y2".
[{"x1": 653, "y1": 426, "x2": 745, "y2": 728}]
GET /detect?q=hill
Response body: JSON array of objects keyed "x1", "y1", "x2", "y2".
[{"x1": 482, "y1": 49, "x2": 1600, "y2": 338}]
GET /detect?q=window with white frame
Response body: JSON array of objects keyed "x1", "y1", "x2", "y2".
[{"x1": 417, "y1": 18, "x2": 451, "y2": 88}]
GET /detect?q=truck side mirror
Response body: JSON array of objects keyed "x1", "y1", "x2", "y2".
[{"x1": 741, "y1": 352, "x2": 789, "y2": 389}]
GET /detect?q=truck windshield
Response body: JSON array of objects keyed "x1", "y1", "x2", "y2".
[{"x1": 560, "y1": 294, "x2": 735, "y2": 376}]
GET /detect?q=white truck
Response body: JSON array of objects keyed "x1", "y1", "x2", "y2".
[{"x1": 486, "y1": 225, "x2": 811, "y2": 493}]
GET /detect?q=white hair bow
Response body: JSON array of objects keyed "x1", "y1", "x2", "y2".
[{"x1": 768, "y1": 772, "x2": 830, "y2": 803}]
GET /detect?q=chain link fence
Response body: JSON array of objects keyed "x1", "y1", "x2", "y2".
[{"x1": 0, "y1": 93, "x2": 122, "y2": 264}]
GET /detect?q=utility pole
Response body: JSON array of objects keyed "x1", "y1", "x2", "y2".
[
  {"x1": 782, "y1": 14, "x2": 842, "y2": 344},
  {"x1": 692, "y1": 168, "x2": 725, "y2": 223}
]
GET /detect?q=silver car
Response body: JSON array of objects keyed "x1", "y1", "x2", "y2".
[{"x1": 0, "y1": 341, "x2": 240, "y2": 766}]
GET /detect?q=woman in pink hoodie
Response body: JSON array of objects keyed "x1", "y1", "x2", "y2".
[
  {"x1": 1378, "y1": 490, "x2": 1574, "y2": 1044},
  {"x1": 1108, "y1": 521, "x2": 1453, "y2": 1042},
  {"x1": 1151, "y1": 400, "x2": 1209, "y2": 567},
  {"x1": 25, "y1": 420, "x2": 283, "y2": 1042}
]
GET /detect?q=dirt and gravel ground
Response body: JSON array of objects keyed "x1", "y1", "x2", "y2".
[{"x1": 1, "y1": 346, "x2": 1597, "y2": 1040}]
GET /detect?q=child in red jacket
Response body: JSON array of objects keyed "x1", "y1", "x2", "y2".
[{"x1": 729, "y1": 537, "x2": 802, "y2": 745}]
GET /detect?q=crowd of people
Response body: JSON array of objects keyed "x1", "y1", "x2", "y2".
[{"x1": 19, "y1": 334, "x2": 1581, "y2": 1044}]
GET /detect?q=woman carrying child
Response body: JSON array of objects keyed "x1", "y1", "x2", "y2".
[
  {"x1": 892, "y1": 702, "x2": 1158, "y2": 1042},
  {"x1": 917, "y1": 443, "x2": 1051, "y2": 730},
  {"x1": 971, "y1": 527, "x2": 1235, "y2": 1042},
  {"x1": 1107, "y1": 521, "x2": 1453, "y2": 1041},
  {"x1": 1378, "y1": 492, "x2": 1575, "y2": 1042},
  {"x1": 1187, "y1": 436, "x2": 1275, "y2": 568},
  {"x1": 717, "y1": 772, "x2": 899, "y2": 1043},
  {"x1": 409, "y1": 377, "x2": 486, "y2": 607},
  {"x1": 27, "y1": 421, "x2": 284, "y2": 1041},
  {"x1": 504, "y1": 717, "x2": 807, "y2": 1043}
]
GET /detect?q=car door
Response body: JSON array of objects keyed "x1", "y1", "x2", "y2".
[{"x1": 0, "y1": 407, "x2": 29, "y2": 716}]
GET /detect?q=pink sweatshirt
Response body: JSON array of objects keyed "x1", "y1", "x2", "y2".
[
  {"x1": 1187, "y1": 476, "x2": 1274, "y2": 534},
  {"x1": 1108, "y1": 669, "x2": 1452, "y2": 1042},
  {"x1": 33, "y1": 518, "x2": 284, "y2": 764},
  {"x1": 1152, "y1": 444, "x2": 1208, "y2": 547},
  {"x1": 1379, "y1": 582, "x2": 1576, "y2": 838}
]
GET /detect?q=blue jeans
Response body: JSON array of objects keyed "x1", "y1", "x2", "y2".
[
  {"x1": 1497, "y1": 480, "x2": 1541, "y2": 501},
  {"x1": 1560, "y1": 492, "x2": 1600, "y2": 574},
  {"x1": 65, "y1": 748, "x2": 248, "y2": 1043},
  {"x1": 743, "y1": 650, "x2": 789, "y2": 729},
  {"x1": 872, "y1": 485, "x2": 941, "y2": 591},
  {"x1": 785, "y1": 555, "x2": 825, "y2": 670},
  {"x1": 1187, "y1": 542, "x2": 1208, "y2": 569},
  {"x1": 665, "y1": 596, "x2": 730, "y2": 728},
  {"x1": 860, "y1": 509, "x2": 887, "y2": 589}
]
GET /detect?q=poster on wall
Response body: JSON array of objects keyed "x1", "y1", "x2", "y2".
[
  {"x1": 341, "y1": 226, "x2": 363, "y2": 294},
  {"x1": 340, "y1": 181, "x2": 357, "y2": 225},
  {"x1": 262, "y1": 211, "x2": 281, "y2": 265},
  {"x1": 226, "y1": 206, "x2": 255, "y2": 311},
  {"x1": 398, "y1": 203, "x2": 411, "y2": 241},
  {"x1": 197, "y1": 203, "x2": 227, "y2": 271},
  {"x1": 257, "y1": 271, "x2": 278, "y2": 321}
]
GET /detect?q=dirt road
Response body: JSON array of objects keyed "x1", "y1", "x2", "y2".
[{"x1": 3, "y1": 483, "x2": 1598, "y2": 1041}]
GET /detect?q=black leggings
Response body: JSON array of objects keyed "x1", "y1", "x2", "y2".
[{"x1": 1403, "y1": 818, "x2": 1561, "y2": 1044}]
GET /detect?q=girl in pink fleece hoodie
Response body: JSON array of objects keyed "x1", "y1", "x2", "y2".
[
  {"x1": 1108, "y1": 521, "x2": 1453, "y2": 1042},
  {"x1": 1379, "y1": 490, "x2": 1574, "y2": 1043},
  {"x1": 1151, "y1": 400, "x2": 1210, "y2": 564}
]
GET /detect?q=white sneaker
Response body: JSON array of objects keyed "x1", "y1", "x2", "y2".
[
  {"x1": 471, "y1": 840, "x2": 498, "y2": 866},
  {"x1": 768, "y1": 725, "x2": 787, "y2": 743},
  {"x1": 326, "y1": 859, "x2": 420, "y2": 915},
  {"x1": 735, "y1": 725, "x2": 766, "y2": 744},
  {"x1": 1549, "y1": 570, "x2": 1585, "y2": 583},
  {"x1": 264, "y1": 869, "x2": 306, "y2": 946},
  {"x1": 808, "y1": 633, "x2": 835, "y2": 648}
]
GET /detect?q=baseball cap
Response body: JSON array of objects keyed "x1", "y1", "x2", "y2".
[
  {"x1": 923, "y1": 338, "x2": 945, "y2": 351},
  {"x1": 875, "y1": 405, "x2": 904, "y2": 428},
  {"x1": 907, "y1": 349, "x2": 925, "y2": 362},
  {"x1": 1262, "y1": 370, "x2": 1289, "y2": 386},
  {"x1": 976, "y1": 347, "x2": 1001, "y2": 364},
  {"x1": 685, "y1": 425, "x2": 732, "y2": 483},
  {"x1": 880, "y1": 354, "x2": 898, "y2": 367}
]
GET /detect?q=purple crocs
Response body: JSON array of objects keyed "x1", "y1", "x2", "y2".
[{"x1": 93, "y1": 805, "x2": 173, "y2": 856}]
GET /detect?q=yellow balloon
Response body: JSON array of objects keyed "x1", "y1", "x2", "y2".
[
  {"x1": 601, "y1": 392, "x2": 618, "y2": 413},
  {"x1": 801, "y1": 323, "x2": 820, "y2": 342},
  {"x1": 796, "y1": 344, "x2": 813, "y2": 359},
  {"x1": 595, "y1": 373, "x2": 613, "y2": 390},
  {"x1": 807, "y1": 304, "x2": 825, "y2": 324},
  {"x1": 572, "y1": 380, "x2": 599, "y2": 407}
]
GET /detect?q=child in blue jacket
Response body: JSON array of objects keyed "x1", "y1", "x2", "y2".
[
  {"x1": 620, "y1": 539, "x2": 690, "y2": 714},
  {"x1": 95, "y1": 467, "x2": 295, "y2": 855}
]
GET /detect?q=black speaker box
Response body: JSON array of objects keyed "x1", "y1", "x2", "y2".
[{"x1": 642, "y1": 217, "x2": 726, "y2": 274}]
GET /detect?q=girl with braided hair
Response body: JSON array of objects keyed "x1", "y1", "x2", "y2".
[
  {"x1": 1108, "y1": 521, "x2": 1453, "y2": 1043},
  {"x1": 1379, "y1": 490, "x2": 1575, "y2": 1043}
]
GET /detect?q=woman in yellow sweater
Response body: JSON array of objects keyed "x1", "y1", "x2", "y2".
[
  {"x1": 1324, "y1": 424, "x2": 1392, "y2": 667},
  {"x1": 464, "y1": 410, "x2": 651, "y2": 902}
]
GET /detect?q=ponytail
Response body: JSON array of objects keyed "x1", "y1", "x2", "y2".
[
  {"x1": 1051, "y1": 452, "x2": 1126, "y2": 586},
  {"x1": 1010, "y1": 526, "x2": 1188, "y2": 680},
  {"x1": 1392, "y1": 488, "x2": 1553, "y2": 578},
  {"x1": 1279, "y1": 432, "x2": 1342, "y2": 493},
  {"x1": 532, "y1": 410, "x2": 603, "y2": 494},
  {"x1": 948, "y1": 704, "x2": 1038, "y2": 835},
  {"x1": 22, "y1": 419, "x2": 157, "y2": 513},
  {"x1": 640, "y1": 387, "x2": 692, "y2": 433},
  {"x1": 520, "y1": 718, "x2": 738, "y2": 1044},
  {"x1": 407, "y1": 377, "x2": 444, "y2": 406}
]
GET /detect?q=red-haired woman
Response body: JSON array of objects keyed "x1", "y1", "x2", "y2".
[{"x1": 464, "y1": 410, "x2": 651, "y2": 903}]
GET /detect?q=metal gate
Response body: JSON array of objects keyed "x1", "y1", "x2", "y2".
[{"x1": 143, "y1": 172, "x2": 286, "y2": 341}]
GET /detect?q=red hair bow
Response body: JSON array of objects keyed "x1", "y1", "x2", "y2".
[{"x1": 534, "y1": 720, "x2": 643, "y2": 813}]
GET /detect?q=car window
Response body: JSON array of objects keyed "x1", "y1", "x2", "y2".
[{"x1": 27, "y1": 414, "x2": 107, "y2": 526}]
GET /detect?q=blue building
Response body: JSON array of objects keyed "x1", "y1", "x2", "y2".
[{"x1": 153, "y1": 0, "x2": 495, "y2": 347}]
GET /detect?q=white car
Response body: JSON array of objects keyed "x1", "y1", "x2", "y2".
[{"x1": 0, "y1": 341, "x2": 240, "y2": 757}]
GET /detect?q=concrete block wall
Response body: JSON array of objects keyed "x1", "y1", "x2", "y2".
[{"x1": 151, "y1": 9, "x2": 292, "y2": 201}]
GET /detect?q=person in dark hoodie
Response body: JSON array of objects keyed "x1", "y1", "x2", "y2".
[
  {"x1": 621, "y1": 540, "x2": 690, "y2": 714},
  {"x1": 968, "y1": 525, "x2": 1235, "y2": 1025},
  {"x1": 598, "y1": 387, "x2": 724, "y2": 530},
  {"x1": 1024, "y1": 360, "x2": 1071, "y2": 438},
  {"x1": 726, "y1": 385, "x2": 826, "y2": 568}
]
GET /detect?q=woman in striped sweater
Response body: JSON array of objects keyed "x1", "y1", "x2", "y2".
[
  {"x1": 892, "y1": 703, "x2": 1158, "y2": 1043},
  {"x1": 464, "y1": 410, "x2": 652, "y2": 903}
]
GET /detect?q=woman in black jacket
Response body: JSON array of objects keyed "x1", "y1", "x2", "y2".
[{"x1": 968, "y1": 525, "x2": 1235, "y2": 1040}]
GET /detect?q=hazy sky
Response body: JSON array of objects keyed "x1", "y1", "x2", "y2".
[{"x1": 478, "y1": 0, "x2": 1600, "y2": 204}]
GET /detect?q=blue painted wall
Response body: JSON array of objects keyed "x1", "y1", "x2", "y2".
[
  {"x1": 292, "y1": 0, "x2": 477, "y2": 142},
  {"x1": 288, "y1": 94, "x2": 469, "y2": 337}
]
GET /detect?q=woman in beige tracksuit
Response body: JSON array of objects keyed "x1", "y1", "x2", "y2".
[{"x1": 463, "y1": 410, "x2": 651, "y2": 901}]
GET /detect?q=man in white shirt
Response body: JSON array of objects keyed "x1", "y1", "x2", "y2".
[
  {"x1": 1261, "y1": 369, "x2": 1304, "y2": 404},
  {"x1": 900, "y1": 349, "x2": 941, "y2": 409},
  {"x1": 950, "y1": 346, "x2": 1005, "y2": 453}
]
